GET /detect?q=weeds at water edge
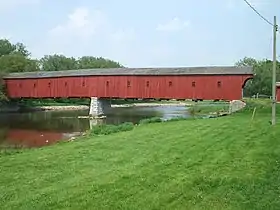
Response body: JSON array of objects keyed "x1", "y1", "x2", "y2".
[{"x1": 88, "y1": 122, "x2": 134, "y2": 136}]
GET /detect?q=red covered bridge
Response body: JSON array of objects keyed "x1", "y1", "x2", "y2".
[{"x1": 3, "y1": 66, "x2": 253, "y2": 101}]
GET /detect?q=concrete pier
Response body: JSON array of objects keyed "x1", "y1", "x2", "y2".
[
  {"x1": 89, "y1": 97, "x2": 111, "y2": 117},
  {"x1": 89, "y1": 118, "x2": 105, "y2": 129}
]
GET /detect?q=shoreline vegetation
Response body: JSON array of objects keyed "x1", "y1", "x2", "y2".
[{"x1": 1, "y1": 99, "x2": 280, "y2": 209}]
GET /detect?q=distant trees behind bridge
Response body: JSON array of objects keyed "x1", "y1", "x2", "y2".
[
  {"x1": 236, "y1": 57, "x2": 280, "y2": 97},
  {"x1": 0, "y1": 38, "x2": 280, "y2": 102}
]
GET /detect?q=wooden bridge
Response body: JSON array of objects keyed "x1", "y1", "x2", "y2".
[{"x1": 3, "y1": 66, "x2": 253, "y2": 116}]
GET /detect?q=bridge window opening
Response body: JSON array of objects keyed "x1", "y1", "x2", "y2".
[
  {"x1": 33, "y1": 83, "x2": 36, "y2": 88},
  {"x1": 192, "y1": 81, "x2": 196, "y2": 87},
  {"x1": 169, "y1": 81, "x2": 172, "y2": 87},
  {"x1": 65, "y1": 82, "x2": 67, "y2": 86},
  {"x1": 106, "y1": 81, "x2": 109, "y2": 86},
  {"x1": 146, "y1": 81, "x2": 149, "y2": 87},
  {"x1": 217, "y1": 81, "x2": 221, "y2": 87},
  {"x1": 127, "y1": 81, "x2": 131, "y2": 87},
  {"x1": 48, "y1": 82, "x2": 51, "y2": 87},
  {"x1": 82, "y1": 81, "x2": 85, "y2": 86}
]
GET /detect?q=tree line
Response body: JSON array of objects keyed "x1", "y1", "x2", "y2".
[{"x1": 0, "y1": 38, "x2": 279, "y2": 102}]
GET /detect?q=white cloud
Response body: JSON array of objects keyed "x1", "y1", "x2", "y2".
[
  {"x1": 49, "y1": 7, "x2": 108, "y2": 41},
  {"x1": 156, "y1": 17, "x2": 190, "y2": 32},
  {"x1": 37, "y1": 7, "x2": 139, "y2": 65},
  {"x1": 34, "y1": 7, "x2": 188, "y2": 67}
]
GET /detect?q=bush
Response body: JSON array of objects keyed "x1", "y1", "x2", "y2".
[
  {"x1": 165, "y1": 116, "x2": 189, "y2": 122},
  {"x1": 188, "y1": 105, "x2": 201, "y2": 116},
  {"x1": 139, "y1": 117, "x2": 162, "y2": 125},
  {"x1": 89, "y1": 122, "x2": 134, "y2": 136}
]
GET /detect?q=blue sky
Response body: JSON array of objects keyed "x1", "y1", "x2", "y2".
[{"x1": 0, "y1": 0, "x2": 279, "y2": 67}]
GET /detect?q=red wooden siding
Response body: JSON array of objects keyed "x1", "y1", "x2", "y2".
[
  {"x1": 277, "y1": 85, "x2": 280, "y2": 101},
  {"x1": 4, "y1": 74, "x2": 252, "y2": 101}
]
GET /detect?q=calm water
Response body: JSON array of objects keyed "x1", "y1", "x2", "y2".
[{"x1": 0, "y1": 105, "x2": 190, "y2": 148}]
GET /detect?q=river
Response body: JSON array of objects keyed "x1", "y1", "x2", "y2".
[{"x1": 0, "y1": 105, "x2": 190, "y2": 148}]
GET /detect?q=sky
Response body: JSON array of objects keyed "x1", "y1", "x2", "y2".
[{"x1": 0, "y1": 0, "x2": 279, "y2": 67}]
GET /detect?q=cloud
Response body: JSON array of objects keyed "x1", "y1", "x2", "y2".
[
  {"x1": 49, "y1": 7, "x2": 108, "y2": 41},
  {"x1": 0, "y1": 0, "x2": 40, "y2": 11},
  {"x1": 40, "y1": 7, "x2": 139, "y2": 65},
  {"x1": 156, "y1": 17, "x2": 190, "y2": 32},
  {"x1": 34, "y1": 7, "x2": 188, "y2": 67}
]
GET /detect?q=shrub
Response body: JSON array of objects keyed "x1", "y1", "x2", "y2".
[
  {"x1": 139, "y1": 117, "x2": 162, "y2": 125},
  {"x1": 89, "y1": 122, "x2": 134, "y2": 136},
  {"x1": 188, "y1": 106, "x2": 201, "y2": 116},
  {"x1": 166, "y1": 116, "x2": 188, "y2": 122}
]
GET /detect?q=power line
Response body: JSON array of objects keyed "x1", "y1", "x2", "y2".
[{"x1": 243, "y1": 0, "x2": 274, "y2": 26}]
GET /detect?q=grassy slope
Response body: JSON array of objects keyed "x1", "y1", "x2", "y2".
[{"x1": 1, "y1": 100, "x2": 280, "y2": 209}]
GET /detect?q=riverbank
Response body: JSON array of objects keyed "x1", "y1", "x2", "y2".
[
  {"x1": 0, "y1": 99, "x2": 230, "y2": 112},
  {"x1": 3, "y1": 101, "x2": 193, "y2": 112},
  {"x1": 0, "y1": 99, "x2": 279, "y2": 209}
]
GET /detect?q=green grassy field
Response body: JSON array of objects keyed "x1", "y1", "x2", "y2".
[{"x1": 1, "y1": 99, "x2": 280, "y2": 209}]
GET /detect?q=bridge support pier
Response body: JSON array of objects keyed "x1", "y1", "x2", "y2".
[{"x1": 89, "y1": 97, "x2": 111, "y2": 118}]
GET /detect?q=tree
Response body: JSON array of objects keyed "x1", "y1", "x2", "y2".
[
  {"x1": 40, "y1": 54, "x2": 78, "y2": 71},
  {"x1": 40, "y1": 55, "x2": 124, "y2": 71},
  {"x1": 0, "y1": 39, "x2": 39, "y2": 100},
  {"x1": 236, "y1": 57, "x2": 280, "y2": 97},
  {"x1": 77, "y1": 56, "x2": 123, "y2": 69},
  {"x1": 0, "y1": 54, "x2": 39, "y2": 73},
  {"x1": 0, "y1": 39, "x2": 31, "y2": 57}
]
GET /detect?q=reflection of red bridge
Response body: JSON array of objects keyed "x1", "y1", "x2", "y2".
[
  {"x1": 3, "y1": 66, "x2": 253, "y2": 116},
  {"x1": 6, "y1": 129, "x2": 64, "y2": 147}
]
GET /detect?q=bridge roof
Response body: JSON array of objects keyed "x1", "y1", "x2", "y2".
[{"x1": 4, "y1": 66, "x2": 253, "y2": 79}]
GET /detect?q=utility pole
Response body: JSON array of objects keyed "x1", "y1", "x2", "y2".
[{"x1": 272, "y1": 16, "x2": 277, "y2": 125}]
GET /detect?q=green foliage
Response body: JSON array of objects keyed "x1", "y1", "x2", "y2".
[
  {"x1": 236, "y1": 56, "x2": 280, "y2": 97},
  {"x1": 242, "y1": 98, "x2": 272, "y2": 113},
  {"x1": 40, "y1": 55, "x2": 123, "y2": 71},
  {"x1": 77, "y1": 56, "x2": 124, "y2": 69},
  {"x1": 0, "y1": 54, "x2": 39, "y2": 73},
  {"x1": 40, "y1": 54, "x2": 79, "y2": 71},
  {"x1": 89, "y1": 122, "x2": 134, "y2": 136},
  {"x1": 0, "y1": 39, "x2": 17, "y2": 57},
  {"x1": 187, "y1": 102, "x2": 229, "y2": 116},
  {"x1": 0, "y1": 39, "x2": 39, "y2": 99},
  {"x1": 139, "y1": 117, "x2": 162, "y2": 124}
]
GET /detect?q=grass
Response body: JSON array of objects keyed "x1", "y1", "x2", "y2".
[
  {"x1": 88, "y1": 122, "x2": 134, "y2": 136},
  {"x1": 187, "y1": 101, "x2": 230, "y2": 116},
  {"x1": 1, "y1": 99, "x2": 280, "y2": 209}
]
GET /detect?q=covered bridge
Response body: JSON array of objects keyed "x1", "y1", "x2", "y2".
[{"x1": 3, "y1": 66, "x2": 253, "y2": 101}]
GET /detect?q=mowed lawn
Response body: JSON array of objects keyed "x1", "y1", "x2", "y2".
[{"x1": 1, "y1": 108, "x2": 280, "y2": 209}]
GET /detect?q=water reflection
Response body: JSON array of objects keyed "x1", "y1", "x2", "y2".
[{"x1": 0, "y1": 105, "x2": 190, "y2": 148}]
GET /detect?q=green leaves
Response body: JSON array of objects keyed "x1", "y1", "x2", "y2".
[
  {"x1": 0, "y1": 39, "x2": 40, "y2": 99},
  {"x1": 40, "y1": 55, "x2": 78, "y2": 71},
  {"x1": 236, "y1": 57, "x2": 280, "y2": 97},
  {"x1": 77, "y1": 56, "x2": 123, "y2": 69},
  {"x1": 40, "y1": 55, "x2": 123, "y2": 71},
  {"x1": 0, "y1": 54, "x2": 39, "y2": 73}
]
